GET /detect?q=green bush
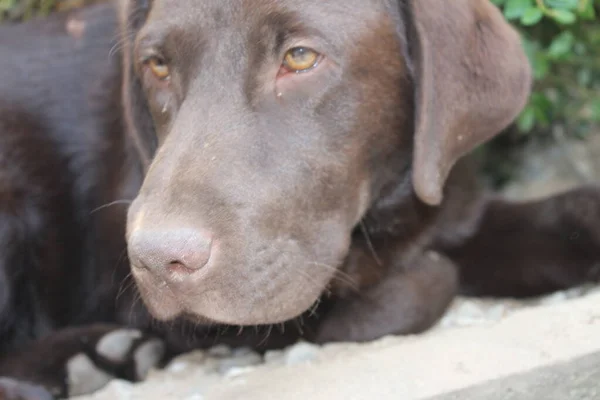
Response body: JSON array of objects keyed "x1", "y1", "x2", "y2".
[
  {"x1": 472, "y1": 0, "x2": 600, "y2": 188},
  {"x1": 492, "y1": 0, "x2": 600, "y2": 138},
  {"x1": 0, "y1": 0, "x2": 85, "y2": 21}
]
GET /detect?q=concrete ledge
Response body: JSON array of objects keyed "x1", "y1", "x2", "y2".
[
  {"x1": 78, "y1": 289, "x2": 600, "y2": 400},
  {"x1": 429, "y1": 351, "x2": 600, "y2": 400}
]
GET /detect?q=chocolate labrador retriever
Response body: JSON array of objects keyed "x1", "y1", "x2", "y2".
[{"x1": 1, "y1": 0, "x2": 600, "y2": 398}]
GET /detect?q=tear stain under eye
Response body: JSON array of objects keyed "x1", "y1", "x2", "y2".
[{"x1": 162, "y1": 97, "x2": 171, "y2": 114}]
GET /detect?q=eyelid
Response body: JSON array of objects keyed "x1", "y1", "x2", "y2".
[
  {"x1": 280, "y1": 39, "x2": 320, "y2": 57},
  {"x1": 135, "y1": 34, "x2": 170, "y2": 64},
  {"x1": 138, "y1": 49, "x2": 167, "y2": 65}
]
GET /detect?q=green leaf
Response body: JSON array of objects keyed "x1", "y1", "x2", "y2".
[
  {"x1": 504, "y1": 0, "x2": 532, "y2": 19},
  {"x1": 546, "y1": 0, "x2": 579, "y2": 9},
  {"x1": 517, "y1": 106, "x2": 537, "y2": 132},
  {"x1": 578, "y1": 1, "x2": 596, "y2": 19},
  {"x1": 521, "y1": 7, "x2": 544, "y2": 24},
  {"x1": 591, "y1": 100, "x2": 600, "y2": 122},
  {"x1": 577, "y1": 68, "x2": 592, "y2": 86},
  {"x1": 0, "y1": 0, "x2": 15, "y2": 12},
  {"x1": 548, "y1": 31, "x2": 575, "y2": 58},
  {"x1": 552, "y1": 9, "x2": 577, "y2": 23},
  {"x1": 532, "y1": 54, "x2": 550, "y2": 79},
  {"x1": 529, "y1": 93, "x2": 553, "y2": 125}
]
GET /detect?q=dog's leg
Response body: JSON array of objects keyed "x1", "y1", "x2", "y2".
[
  {"x1": 435, "y1": 185, "x2": 600, "y2": 298},
  {"x1": 314, "y1": 246, "x2": 458, "y2": 344},
  {"x1": 0, "y1": 324, "x2": 166, "y2": 399}
]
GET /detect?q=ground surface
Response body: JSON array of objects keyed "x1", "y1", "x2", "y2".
[{"x1": 74, "y1": 287, "x2": 600, "y2": 400}]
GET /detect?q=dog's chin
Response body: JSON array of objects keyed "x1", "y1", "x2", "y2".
[
  {"x1": 184, "y1": 294, "x2": 322, "y2": 326},
  {"x1": 135, "y1": 280, "x2": 325, "y2": 326}
]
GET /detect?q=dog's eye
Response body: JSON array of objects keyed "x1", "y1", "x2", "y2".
[
  {"x1": 145, "y1": 56, "x2": 170, "y2": 80},
  {"x1": 282, "y1": 47, "x2": 321, "y2": 72}
]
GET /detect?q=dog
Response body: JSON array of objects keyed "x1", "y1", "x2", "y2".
[{"x1": 1, "y1": 0, "x2": 600, "y2": 398}]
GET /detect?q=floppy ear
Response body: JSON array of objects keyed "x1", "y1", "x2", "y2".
[
  {"x1": 407, "y1": 0, "x2": 532, "y2": 206},
  {"x1": 118, "y1": 0, "x2": 157, "y2": 170}
]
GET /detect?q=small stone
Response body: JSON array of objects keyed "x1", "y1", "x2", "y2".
[
  {"x1": 264, "y1": 350, "x2": 285, "y2": 365},
  {"x1": 487, "y1": 304, "x2": 508, "y2": 321},
  {"x1": 207, "y1": 345, "x2": 232, "y2": 358},
  {"x1": 166, "y1": 361, "x2": 191, "y2": 374},
  {"x1": 541, "y1": 291, "x2": 569, "y2": 306},
  {"x1": 218, "y1": 351, "x2": 262, "y2": 375},
  {"x1": 232, "y1": 347, "x2": 255, "y2": 357},
  {"x1": 169, "y1": 351, "x2": 207, "y2": 366},
  {"x1": 224, "y1": 366, "x2": 257, "y2": 378},
  {"x1": 284, "y1": 342, "x2": 320, "y2": 366},
  {"x1": 106, "y1": 380, "x2": 134, "y2": 398}
]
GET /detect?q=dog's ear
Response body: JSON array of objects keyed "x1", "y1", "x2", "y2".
[
  {"x1": 405, "y1": 0, "x2": 532, "y2": 206},
  {"x1": 118, "y1": 0, "x2": 157, "y2": 170}
]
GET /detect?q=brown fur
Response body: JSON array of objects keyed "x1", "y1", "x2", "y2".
[{"x1": 0, "y1": 1, "x2": 598, "y2": 398}]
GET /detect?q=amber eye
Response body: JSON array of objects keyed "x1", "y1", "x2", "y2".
[
  {"x1": 283, "y1": 47, "x2": 321, "y2": 72},
  {"x1": 146, "y1": 56, "x2": 170, "y2": 80}
]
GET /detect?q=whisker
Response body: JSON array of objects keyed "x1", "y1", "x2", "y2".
[
  {"x1": 308, "y1": 297, "x2": 321, "y2": 319},
  {"x1": 108, "y1": 21, "x2": 137, "y2": 59},
  {"x1": 108, "y1": 38, "x2": 127, "y2": 59},
  {"x1": 307, "y1": 261, "x2": 360, "y2": 294},
  {"x1": 116, "y1": 272, "x2": 134, "y2": 302},
  {"x1": 128, "y1": 290, "x2": 143, "y2": 325},
  {"x1": 293, "y1": 318, "x2": 304, "y2": 335},
  {"x1": 110, "y1": 246, "x2": 129, "y2": 286},
  {"x1": 90, "y1": 199, "x2": 133, "y2": 215},
  {"x1": 283, "y1": 264, "x2": 332, "y2": 296},
  {"x1": 258, "y1": 324, "x2": 273, "y2": 347},
  {"x1": 360, "y1": 221, "x2": 383, "y2": 266},
  {"x1": 192, "y1": 320, "x2": 202, "y2": 345}
]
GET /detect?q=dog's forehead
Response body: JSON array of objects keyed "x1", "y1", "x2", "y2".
[{"x1": 147, "y1": 0, "x2": 393, "y2": 36}]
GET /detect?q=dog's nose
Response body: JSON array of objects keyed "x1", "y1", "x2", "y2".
[{"x1": 128, "y1": 228, "x2": 213, "y2": 275}]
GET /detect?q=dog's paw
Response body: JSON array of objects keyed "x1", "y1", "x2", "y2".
[
  {"x1": 66, "y1": 328, "x2": 166, "y2": 397},
  {"x1": 1, "y1": 326, "x2": 167, "y2": 398},
  {"x1": 0, "y1": 378, "x2": 54, "y2": 400}
]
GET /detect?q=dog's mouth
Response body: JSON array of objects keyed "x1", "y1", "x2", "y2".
[
  {"x1": 130, "y1": 246, "x2": 340, "y2": 326},
  {"x1": 131, "y1": 270, "x2": 189, "y2": 321}
]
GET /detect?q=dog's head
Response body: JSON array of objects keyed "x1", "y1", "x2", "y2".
[{"x1": 122, "y1": 0, "x2": 531, "y2": 325}]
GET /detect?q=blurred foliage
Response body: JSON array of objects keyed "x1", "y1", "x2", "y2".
[
  {"x1": 491, "y1": 0, "x2": 600, "y2": 137},
  {"x1": 0, "y1": 0, "x2": 92, "y2": 21},
  {"x1": 481, "y1": 0, "x2": 600, "y2": 187}
]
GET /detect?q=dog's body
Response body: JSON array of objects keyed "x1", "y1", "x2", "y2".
[{"x1": 0, "y1": 1, "x2": 599, "y2": 398}]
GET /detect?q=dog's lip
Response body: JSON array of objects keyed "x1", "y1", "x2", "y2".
[
  {"x1": 131, "y1": 257, "x2": 227, "y2": 323},
  {"x1": 130, "y1": 267, "x2": 186, "y2": 319}
]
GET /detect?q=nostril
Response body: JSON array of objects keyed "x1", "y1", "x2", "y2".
[
  {"x1": 166, "y1": 260, "x2": 202, "y2": 275},
  {"x1": 128, "y1": 228, "x2": 214, "y2": 276}
]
